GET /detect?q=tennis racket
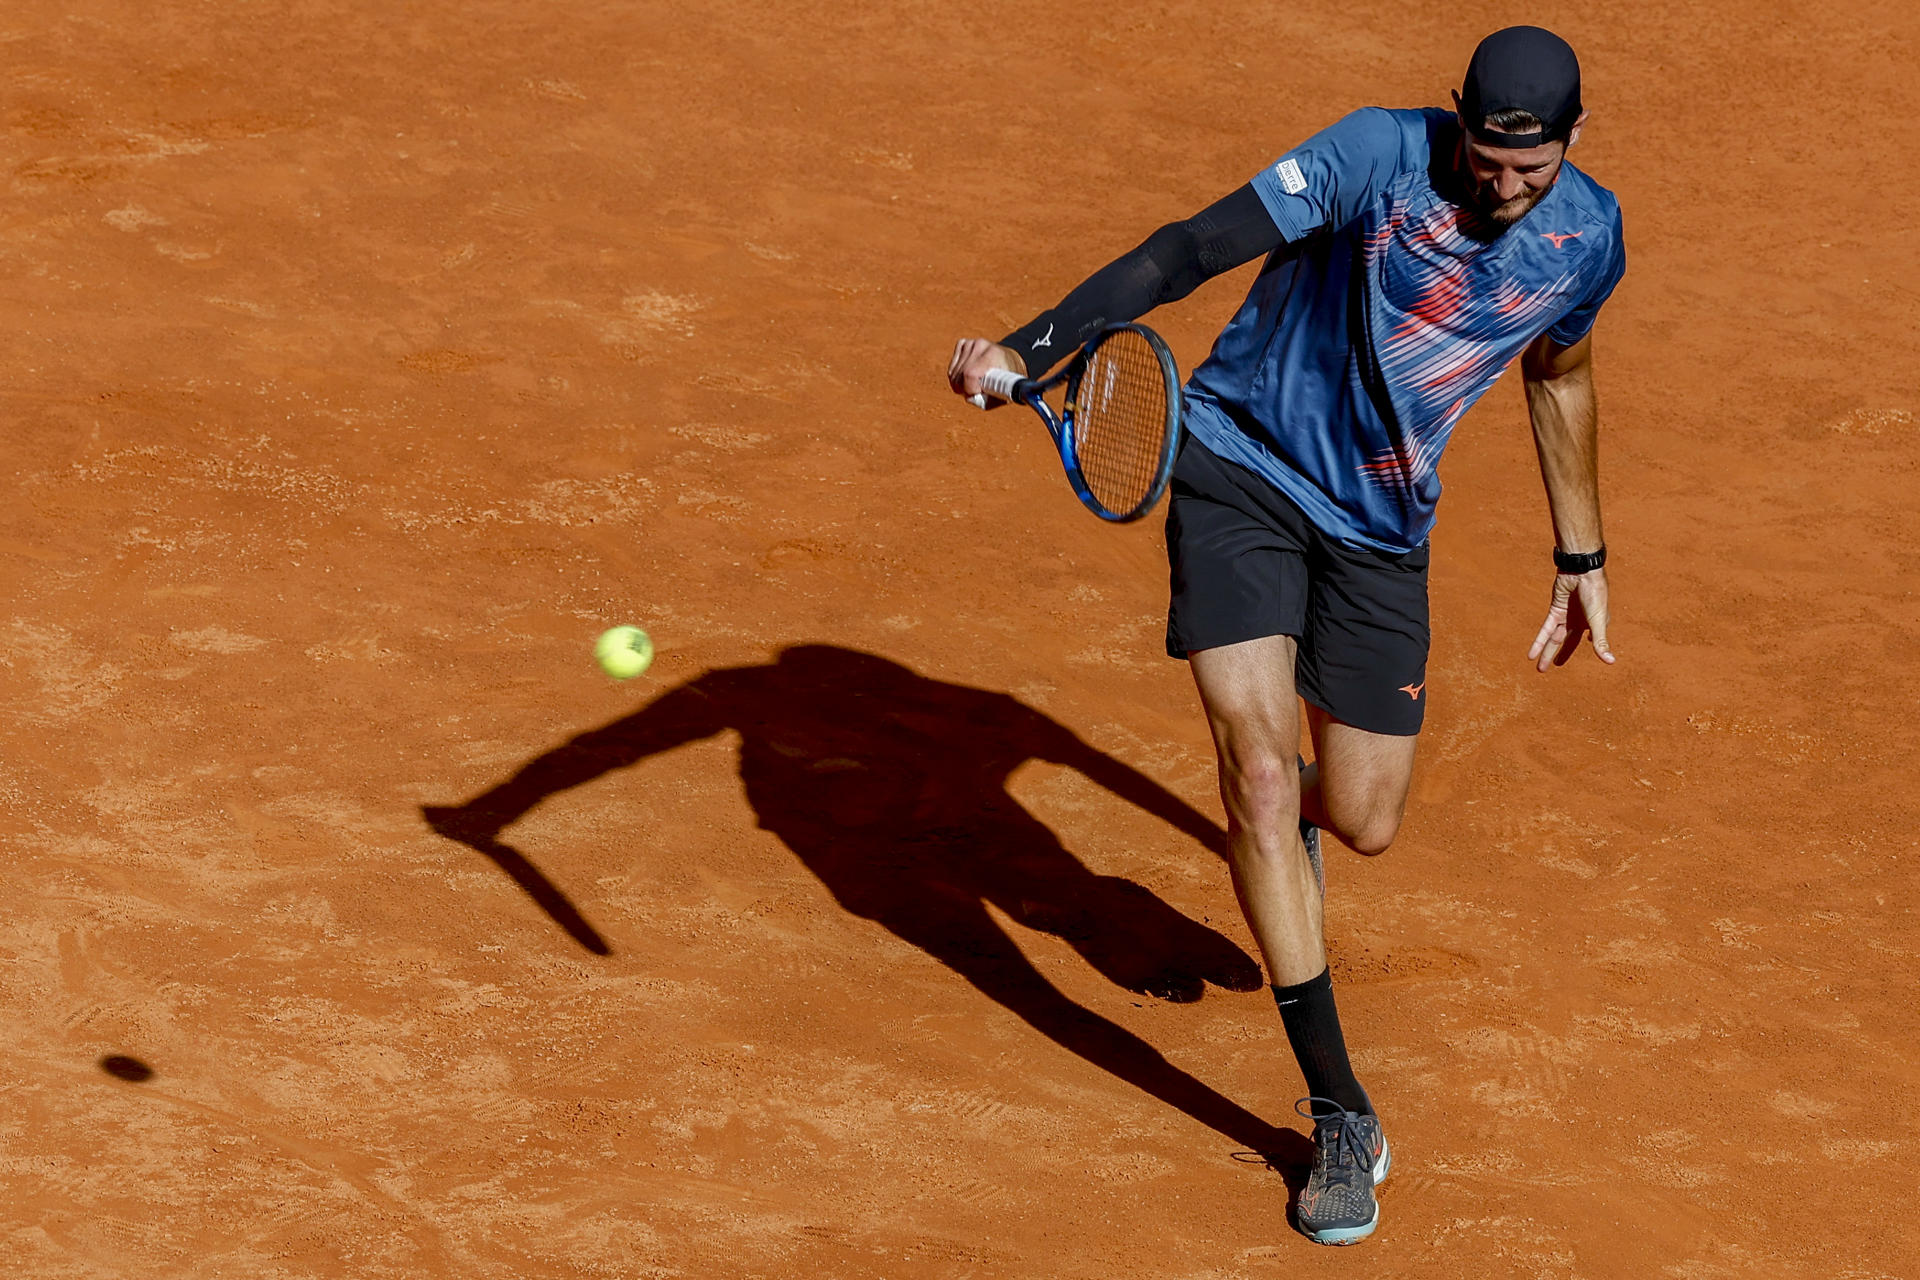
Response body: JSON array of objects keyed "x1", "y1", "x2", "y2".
[{"x1": 968, "y1": 323, "x2": 1182, "y2": 522}]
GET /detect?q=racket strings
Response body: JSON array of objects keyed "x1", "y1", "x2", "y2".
[{"x1": 1072, "y1": 330, "x2": 1173, "y2": 516}]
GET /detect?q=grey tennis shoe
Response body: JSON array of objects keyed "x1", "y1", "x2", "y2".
[{"x1": 1293, "y1": 1097, "x2": 1391, "y2": 1245}]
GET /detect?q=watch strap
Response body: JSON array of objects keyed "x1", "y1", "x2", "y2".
[{"x1": 1553, "y1": 545, "x2": 1607, "y2": 575}]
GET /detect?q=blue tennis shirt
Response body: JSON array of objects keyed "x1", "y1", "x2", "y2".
[{"x1": 1184, "y1": 107, "x2": 1626, "y2": 553}]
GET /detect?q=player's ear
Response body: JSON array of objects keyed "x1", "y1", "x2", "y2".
[
  {"x1": 1450, "y1": 89, "x2": 1467, "y2": 130},
  {"x1": 1566, "y1": 109, "x2": 1589, "y2": 148}
]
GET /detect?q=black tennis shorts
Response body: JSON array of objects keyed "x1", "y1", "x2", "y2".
[{"x1": 1164, "y1": 436, "x2": 1431, "y2": 736}]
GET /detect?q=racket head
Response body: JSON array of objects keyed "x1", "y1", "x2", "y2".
[{"x1": 1059, "y1": 324, "x2": 1182, "y2": 521}]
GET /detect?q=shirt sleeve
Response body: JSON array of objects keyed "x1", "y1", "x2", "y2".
[
  {"x1": 1546, "y1": 208, "x2": 1627, "y2": 346},
  {"x1": 1249, "y1": 107, "x2": 1408, "y2": 243}
]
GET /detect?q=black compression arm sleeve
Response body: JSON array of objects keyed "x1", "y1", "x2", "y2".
[{"x1": 1000, "y1": 183, "x2": 1285, "y2": 378}]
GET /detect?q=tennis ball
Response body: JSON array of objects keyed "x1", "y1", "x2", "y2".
[{"x1": 594, "y1": 626, "x2": 654, "y2": 680}]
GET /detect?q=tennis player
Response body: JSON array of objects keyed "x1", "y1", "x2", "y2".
[{"x1": 948, "y1": 27, "x2": 1624, "y2": 1244}]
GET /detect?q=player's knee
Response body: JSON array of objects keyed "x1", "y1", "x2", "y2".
[
  {"x1": 1220, "y1": 749, "x2": 1299, "y2": 824},
  {"x1": 1344, "y1": 809, "x2": 1403, "y2": 857}
]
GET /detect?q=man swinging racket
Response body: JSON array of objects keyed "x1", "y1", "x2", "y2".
[{"x1": 947, "y1": 27, "x2": 1625, "y2": 1244}]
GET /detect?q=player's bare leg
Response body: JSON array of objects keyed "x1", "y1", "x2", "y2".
[
  {"x1": 1189, "y1": 635, "x2": 1324, "y2": 987},
  {"x1": 1190, "y1": 636, "x2": 1395, "y2": 1245},
  {"x1": 1298, "y1": 706, "x2": 1419, "y2": 857}
]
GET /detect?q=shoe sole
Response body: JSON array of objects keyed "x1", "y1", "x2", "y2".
[
  {"x1": 1300, "y1": 820, "x2": 1324, "y2": 897},
  {"x1": 1303, "y1": 1212, "x2": 1377, "y2": 1246},
  {"x1": 1300, "y1": 1137, "x2": 1391, "y2": 1246},
  {"x1": 1296, "y1": 756, "x2": 1323, "y2": 897}
]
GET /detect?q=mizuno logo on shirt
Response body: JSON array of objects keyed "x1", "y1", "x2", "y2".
[
  {"x1": 1033, "y1": 322, "x2": 1054, "y2": 349},
  {"x1": 1540, "y1": 231, "x2": 1584, "y2": 248},
  {"x1": 1276, "y1": 158, "x2": 1307, "y2": 195}
]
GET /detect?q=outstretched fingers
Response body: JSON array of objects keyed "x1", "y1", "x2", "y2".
[
  {"x1": 1529, "y1": 573, "x2": 1618, "y2": 671},
  {"x1": 1528, "y1": 579, "x2": 1572, "y2": 671}
]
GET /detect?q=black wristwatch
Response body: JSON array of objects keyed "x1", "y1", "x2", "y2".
[{"x1": 1552, "y1": 545, "x2": 1607, "y2": 575}]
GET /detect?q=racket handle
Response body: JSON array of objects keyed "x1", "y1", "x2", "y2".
[{"x1": 970, "y1": 367, "x2": 1029, "y2": 410}]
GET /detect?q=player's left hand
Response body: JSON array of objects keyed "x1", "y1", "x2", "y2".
[{"x1": 1528, "y1": 568, "x2": 1614, "y2": 671}]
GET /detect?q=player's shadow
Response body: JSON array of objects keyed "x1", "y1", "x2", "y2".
[{"x1": 421, "y1": 643, "x2": 1308, "y2": 1166}]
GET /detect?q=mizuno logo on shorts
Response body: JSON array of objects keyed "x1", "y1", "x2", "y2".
[{"x1": 1398, "y1": 682, "x2": 1425, "y2": 700}]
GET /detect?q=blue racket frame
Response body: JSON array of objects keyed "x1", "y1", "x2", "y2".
[{"x1": 1003, "y1": 323, "x2": 1183, "y2": 522}]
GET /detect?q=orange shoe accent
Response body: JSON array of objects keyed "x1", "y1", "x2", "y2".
[{"x1": 1398, "y1": 682, "x2": 1425, "y2": 700}]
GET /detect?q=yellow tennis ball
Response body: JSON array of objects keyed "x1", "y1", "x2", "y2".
[{"x1": 594, "y1": 626, "x2": 653, "y2": 679}]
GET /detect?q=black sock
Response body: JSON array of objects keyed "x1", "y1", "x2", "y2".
[{"x1": 1272, "y1": 968, "x2": 1373, "y2": 1115}]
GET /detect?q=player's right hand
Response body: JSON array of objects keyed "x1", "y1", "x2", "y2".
[{"x1": 947, "y1": 339, "x2": 1026, "y2": 406}]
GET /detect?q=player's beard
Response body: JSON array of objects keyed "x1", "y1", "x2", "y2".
[{"x1": 1477, "y1": 182, "x2": 1552, "y2": 227}]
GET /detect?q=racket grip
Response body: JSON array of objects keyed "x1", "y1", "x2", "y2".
[
  {"x1": 967, "y1": 368, "x2": 1029, "y2": 412},
  {"x1": 968, "y1": 367, "x2": 1030, "y2": 411},
  {"x1": 980, "y1": 368, "x2": 1025, "y2": 401}
]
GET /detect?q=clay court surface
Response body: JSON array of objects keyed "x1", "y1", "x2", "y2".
[{"x1": 3, "y1": 1, "x2": 1918, "y2": 1276}]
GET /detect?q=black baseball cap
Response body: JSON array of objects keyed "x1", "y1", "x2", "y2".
[{"x1": 1457, "y1": 26, "x2": 1583, "y2": 148}]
